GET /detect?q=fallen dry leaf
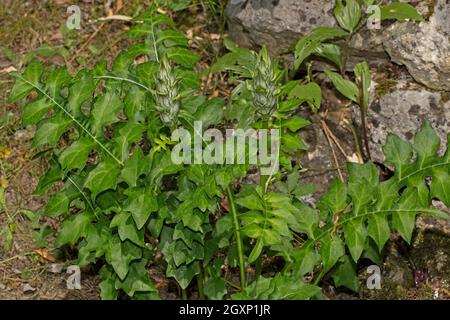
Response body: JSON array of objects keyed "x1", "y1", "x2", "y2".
[
  {"x1": 1, "y1": 66, "x2": 17, "y2": 74},
  {"x1": 210, "y1": 33, "x2": 221, "y2": 40},
  {"x1": 33, "y1": 249, "x2": 57, "y2": 263}
]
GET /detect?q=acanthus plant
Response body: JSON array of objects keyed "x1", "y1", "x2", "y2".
[{"x1": 8, "y1": 2, "x2": 450, "y2": 300}]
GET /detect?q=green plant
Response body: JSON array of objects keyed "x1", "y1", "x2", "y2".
[
  {"x1": 293, "y1": 0, "x2": 423, "y2": 161},
  {"x1": 8, "y1": 7, "x2": 222, "y2": 299},
  {"x1": 8, "y1": 1, "x2": 449, "y2": 301}
]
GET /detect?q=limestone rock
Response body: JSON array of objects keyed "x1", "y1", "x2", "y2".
[
  {"x1": 383, "y1": 0, "x2": 450, "y2": 90},
  {"x1": 363, "y1": 79, "x2": 450, "y2": 163},
  {"x1": 226, "y1": 0, "x2": 337, "y2": 56}
]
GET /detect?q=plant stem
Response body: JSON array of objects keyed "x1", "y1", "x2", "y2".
[
  {"x1": 255, "y1": 254, "x2": 263, "y2": 280},
  {"x1": 225, "y1": 185, "x2": 246, "y2": 290},
  {"x1": 181, "y1": 288, "x2": 187, "y2": 300},
  {"x1": 259, "y1": 119, "x2": 269, "y2": 188},
  {"x1": 342, "y1": 118, "x2": 364, "y2": 163},
  {"x1": 359, "y1": 86, "x2": 371, "y2": 161},
  {"x1": 313, "y1": 269, "x2": 326, "y2": 286},
  {"x1": 197, "y1": 271, "x2": 205, "y2": 300}
]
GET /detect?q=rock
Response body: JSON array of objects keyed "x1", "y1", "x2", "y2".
[
  {"x1": 226, "y1": 0, "x2": 337, "y2": 56},
  {"x1": 298, "y1": 106, "x2": 355, "y2": 197},
  {"x1": 383, "y1": 0, "x2": 450, "y2": 91},
  {"x1": 21, "y1": 283, "x2": 36, "y2": 294},
  {"x1": 362, "y1": 78, "x2": 450, "y2": 163},
  {"x1": 225, "y1": 0, "x2": 431, "y2": 60},
  {"x1": 48, "y1": 263, "x2": 64, "y2": 274}
]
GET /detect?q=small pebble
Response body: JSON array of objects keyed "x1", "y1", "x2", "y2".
[
  {"x1": 48, "y1": 263, "x2": 64, "y2": 274},
  {"x1": 21, "y1": 283, "x2": 36, "y2": 294}
]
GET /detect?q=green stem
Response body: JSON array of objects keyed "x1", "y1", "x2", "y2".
[
  {"x1": 197, "y1": 271, "x2": 205, "y2": 300},
  {"x1": 343, "y1": 119, "x2": 364, "y2": 163},
  {"x1": 181, "y1": 288, "x2": 187, "y2": 300},
  {"x1": 226, "y1": 185, "x2": 246, "y2": 290},
  {"x1": 313, "y1": 269, "x2": 326, "y2": 286},
  {"x1": 358, "y1": 85, "x2": 371, "y2": 161},
  {"x1": 259, "y1": 119, "x2": 269, "y2": 189},
  {"x1": 255, "y1": 254, "x2": 263, "y2": 280}
]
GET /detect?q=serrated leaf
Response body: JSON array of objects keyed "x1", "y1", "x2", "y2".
[
  {"x1": 121, "y1": 147, "x2": 148, "y2": 187},
  {"x1": 332, "y1": 255, "x2": 359, "y2": 292},
  {"x1": 110, "y1": 212, "x2": 144, "y2": 247},
  {"x1": 156, "y1": 29, "x2": 188, "y2": 47},
  {"x1": 431, "y1": 167, "x2": 450, "y2": 207},
  {"x1": 173, "y1": 222, "x2": 204, "y2": 249},
  {"x1": 320, "y1": 236, "x2": 345, "y2": 273},
  {"x1": 193, "y1": 97, "x2": 224, "y2": 129},
  {"x1": 55, "y1": 212, "x2": 92, "y2": 247},
  {"x1": 392, "y1": 187, "x2": 419, "y2": 243},
  {"x1": 9, "y1": 60, "x2": 44, "y2": 102},
  {"x1": 291, "y1": 203, "x2": 319, "y2": 239},
  {"x1": 90, "y1": 92, "x2": 122, "y2": 135},
  {"x1": 317, "y1": 178, "x2": 348, "y2": 217},
  {"x1": 22, "y1": 98, "x2": 53, "y2": 126},
  {"x1": 45, "y1": 66, "x2": 70, "y2": 98},
  {"x1": 167, "y1": 47, "x2": 200, "y2": 68},
  {"x1": 348, "y1": 161, "x2": 379, "y2": 186},
  {"x1": 281, "y1": 132, "x2": 307, "y2": 152},
  {"x1": 45, "y1": 192, "x2": 69, "y2": 216},
  {"x1": 66, "y1": 71, "x2": 95, "y2": 117},
  {"x1": 209, "y1": 48, "x2": 256, "y2": 77},
  {"x1": 344, "y1": 217, "x2": 367, "y2": 261},
  {"x1": 112, "y1": 51, "x2": 133, "y2": 77},
  {"x1": 413, "y1": 120, "x2": 440, "y2": 168},
  {"x1": 116, "y1": 260, "x2": 159, "y2": 298},
  {"x1": 204, "y1": 277, "x2": 227, "y2": 300},
  {"x1": 124, "y1": 86, "x2": 147, "y2": 121},
  {"x1": 107, "y1": 236, "x2": 142, "y2": 280},
  {"x1": 367, "y1": 213, "x2": 390, "y2": 251},
  {"x1": 166, "y1": 261, "x2": 201, "y2": 289},
  {"x1": 113, "y1": 122, "x2": 145, "y2": 161},
  {"x1": 33, "y1": 112, "x2": 72, "y2": 147},
  {"x1": 59, "y1": 137, "x2": 94, "y2": 172},
  {"x1": 124, "y1": 188, "x2": 158, "y2": 229},
  {"x1": 292, "y1": 244, "x2": 321, "y2": 276},
  {"x1": 383, "y1": 133, "x2": 413, "y2": 179},
  {"x1": 84, "y1": 161, "x2": 120, "y2": 199},
  {"x1": 99, "y1": 277, "x2": 117, "y2": 300},
  {"x1": 78, "y1": 224, "x2": 108, "y2": 266},
  {"x1": 235, "y1": 193, "x2": 264, "y2": 211},
  {"x1": 362, "y1": 238, "x2": 383, "y2": 265},
  {"x1": 33, "y1": 162, "x2": 63, "y2": 195}
]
